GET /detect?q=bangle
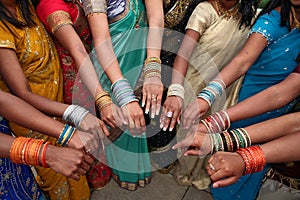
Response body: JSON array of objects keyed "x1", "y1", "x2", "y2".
[
  {"x1": 62, "y1": 105, "x2": 89, "y2": 128},
  {"x1": 40, "y1": 142, "x2": 51, "y2": 168},
  {"x1": 145, "y1": 57, "x2": 161, "y2": 64},
  {"x1": 167, "y1": 84, "x2": 185, "y2": 99},
  {"x1": 95, "y1": 91, "x2": 113, "y2": 111},
  {"x1": 111, "y1": 78, "x2": 138, "y2": 107}
]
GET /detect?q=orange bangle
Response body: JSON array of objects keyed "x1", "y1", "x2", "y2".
[{"x1": 40, "y1": 142, "x2": 51, "y2": 168}]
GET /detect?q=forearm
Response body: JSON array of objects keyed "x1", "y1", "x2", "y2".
[
  {"x1": 262, "y1": 132, "x2": 300, "y2": 163},
  {"x1": 0, "y1": 92, "x2": 64, "y2": 138},
  {"x1": 244, "y1": 112, "x2": 300, "y2": 144},
  {"x1": 0, "y1": 133, "x2": 14, "y2": 158},
  {"x1": 227, "y1": 72, "x2": 300, "y2": 122},
  {"x1": 88, "y1": 14, "x2": 123, "y2": 83}
]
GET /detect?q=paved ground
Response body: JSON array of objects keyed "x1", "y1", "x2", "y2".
[{"x1": 91, "y1": 170, "x2": 213, "y2": 200}]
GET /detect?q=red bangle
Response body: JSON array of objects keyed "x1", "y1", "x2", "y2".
[{"x1": 41, "y1": 142, "x2": 51, "y2": 168}]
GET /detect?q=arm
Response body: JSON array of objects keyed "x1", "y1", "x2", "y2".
[
  {"x1": 160, "y1": 29, "x2": 200, "y2": 131},
  {"x1": 227, "y1": 71, "x2": 300, "y2": 122},
  {"x1": 87, "y1": 12, "x2": 145, "y2": 135},
  {"x1": 182, "y1": 33, "x2": 268, "y2": 128},
  {"x1": 142, "y1": 0, "x2": 164, "y2": 117}
]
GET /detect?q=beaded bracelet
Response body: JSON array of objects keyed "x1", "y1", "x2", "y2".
[
  {"x1": 111, "y1": 78, "x2": 138, "y2": 108},
  {"x1": 10, "y1": 137, "x2": 49, "y2": 167},
  {"x1": 236, "y1": 145, "x2": 266, "y2": 175},
  {"x1": 57, "y1": 124, "x2": 76, "y2": 147},
  {"x1": 62, "y1": 105, "x2": 89, "y2": 128},
  {"x1": 198, "y1": 78, "x2": 226, "y2": 107},
  {"x1": 167, "y1": 84, "x2": 185, "y2": 99},
  {"x1": 209, "y1": 128, "x2": 251, "y2": 154},
  {"x1": 95, "y1": 91, "x2": 113, "y2": 111},
  {"x1": 201, "y1": 110, "x2": 231, "y2": 133}
]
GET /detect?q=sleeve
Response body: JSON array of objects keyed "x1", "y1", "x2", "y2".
[
  {"x1": 81, "y1": 0, "x2": 107, "y2": 17},
  {"x1": 0, "y1": 21, "x2": 16, "y2": 50},
  {"x1": 185, "y1": 2, "x2": 214, "y2": 35},
  {"x1": 36, "y1": 0, "x2": 73, "y2": 34},
  {"x1": 249, "y1": 11, "x2": 282, "y2": 45}
]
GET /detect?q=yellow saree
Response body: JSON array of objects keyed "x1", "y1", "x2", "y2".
[{"x1": 0, "y1": 4, "x2": 90, "y2": 200}]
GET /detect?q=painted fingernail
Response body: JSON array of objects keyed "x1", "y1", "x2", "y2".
[
  {"x1": 142, "y1": 102, "x2": 145, "y2": 107},
  {"x1": 145, "y1": 109, "x2": 149, "y2": 114},
  {"x1": 169, "y1": 127, "x2": 173, "y2": 132},
  {"x1": 151, "y1": 113, "x2": 155, "y2": 118},
  {"x1": 156, "y1": 110, "x2": 160, "y2": 115},
  {"x1": 163, "y1": 127, "x2": 167, "y2": 131},
  {"x1": 160, "y1": 123, "x2": 163, "y2": 128}
]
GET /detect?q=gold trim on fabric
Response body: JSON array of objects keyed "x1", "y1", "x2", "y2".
[
  {"x1": 0, "y1": 40, "x2": 16, "y2": 50},
  {"x1": 112, "y1": 173, "x2": 151, "y2": 191},
  {"x1": 46, "y1": 10, "x2": 73, "y2": 34},
  {"x1": 82, "y1": 0, "x2": 107, "y2": 17}
]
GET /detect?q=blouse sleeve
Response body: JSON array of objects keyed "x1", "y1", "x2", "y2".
[
  {"x1": 81, "y1": 0, "x2": 107, "y2": 17},
  {"x1": 185, "y1": 2, "x2": 214, "y2": 35},
  {"x1": 36, "y1": 0, "x2": 74, "y2": 34},
  {"x1": 0, "y1": 21, "x2": 16, "y2": 50},
  {"x1": 249, "y1": 11, "x2": 284, "y2": 45}
]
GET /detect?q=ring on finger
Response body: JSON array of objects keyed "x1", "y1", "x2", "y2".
[
  {"x1": 166, "y1": 111, "x2": 173, "y2": 118},
  {"x1": 209, "y1": 163, "x2": 216, "y2": 171}
]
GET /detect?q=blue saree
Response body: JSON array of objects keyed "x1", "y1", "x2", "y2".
[
  {"x1": 211, "y1": 10, "x2": 300, "y2": 200},
  {"x1": 92, "y1": 0, "x2": 151, "y2": 190},
  {"x1": 0, "y1": 119, "x2": 46, "y2": 200}
]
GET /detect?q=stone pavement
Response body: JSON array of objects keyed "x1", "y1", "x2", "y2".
[{"x1": 91, "y1": 171, "x2": 213, "y2": 200}]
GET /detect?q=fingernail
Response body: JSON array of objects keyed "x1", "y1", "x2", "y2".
[
  {"x1": 156, "y1": 110, "x2": 160, "y2": 115},
  {"x1": 169, "y1": 127, "x2": 173, "y2": 132},
  {"x1": 160, "y1": 123, "x2": 163, "y2": 128},
  {"x1": 184, "y1": 153, "x2": 188, "y2": 156},
  {"x1": 142, "y1": 102, "x2": 145, "y2": 107},
  {"x1": 163, "y1": 127, "x2": 167, "y2": 131},
  {"x1": 145, "y1": 109, "x2": 149, "y2": 114},
  {"x1": 177, "y1": 120, "x2": 180, "y2": 124},
  {"x1": 151, "y1": 113, "x2": 155, "y2": 119},
  {"x1": 172, "y1": 146, "x2": 175, "y2": 149}
]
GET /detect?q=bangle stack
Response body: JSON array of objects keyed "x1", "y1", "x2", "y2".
[
  {"x1": 197, "y1": 78, "x2": 226, "y2": 107},
  {"x1": 201, "y1": 111, "x2": 230, "y2": 133},
  {"x1": 236, "y1": 145, "x2": 266, "y2": 175},
  {"x1": 144, "y1": 57, "x2": 162, "y2": 79},
  {"x1": 57, "y1": 124, "x2": 76, "y2": 147},
  {"x1": 209, "y1": 128, "x2": 251, "y2": 153},
  {"x1": 62, "y1": 105, "x2": 89, "y2": 128},
  {"x1": 9, "y1": 137, "x2": 51, "y2": 168},
  {"x1": 95, "y1": 91, "x2": 113, "y2": 111},
  {"x1": 111, "y1": 78, "x2": 138, "y2": 108},
  {"x1": 167, "y1": 84, "x2": 185, "y2": 99}
]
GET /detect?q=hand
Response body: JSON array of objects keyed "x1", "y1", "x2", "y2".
[
  {"x1": 45, "y1": 145, "x2": 95, "y2": 181},
  {"x1": 182, "y1": 98, "x2": 210, "y2": 129},
  {"x1": 160, "y1": 96, "x2": 183, "y2": 132},
  {"x1": 172, "y1": 123, "x2": 211, "y2": 156},
  {"x1": 142, "y1": 77, "x2": 163, "y2": 118},
  {"x1": 207, "y1": 152, "x2": 245, "y2": 188},
  {"x1": 79, "y1": 113, "x2": 110, "y2": 137},
  {"x1": 121, "y1": 101, "x2": 146, "y2": 136},
  {"x1": 99, "y1": 103, "x2": 125, "y2": 128}
]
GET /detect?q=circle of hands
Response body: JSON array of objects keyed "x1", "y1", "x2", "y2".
[{"x1": 66, "y1": 83, "x2": 241, "y2": 187}]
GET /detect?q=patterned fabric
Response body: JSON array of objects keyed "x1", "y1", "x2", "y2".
[
  {"x1": 36, "y1": 0, "x2": 95, "y2": 111},
  {"x1": 0, "y1": 119, "x2": 46, "y2": 200},
  {"x1": 212, "y1": 10, "x2": 300, "y2": 200},
  {"x1": 91, "y1": 0, "x2": 152, "y2": 190},
  {"x1": 0, "y1": 4, "x2": 90, "y2": 200},
  {"x1": 36, "y1": 0, "x2": 112, "y2": 190},
  {"x1": 174, "y1": 1, "x2": 250, "y2": 190}
]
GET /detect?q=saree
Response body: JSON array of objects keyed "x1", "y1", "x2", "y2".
[
  {"x1": 36, "y1": 0, "x2": 95, "y2": 112},
  {"x1": 174, "y1": 2, "x2": 250, "y2": 190},
  {"x1": 36, "y1": 0, "x2": 112, "y2": 190},
  {"x1": 211, "y1": 10, "x2": 300, "y2": 200},
  {"x1": 0, "y1": 119, "x2": 46, "y2": 200},
  {"x1": 89, "y1": 0, "x2": 151, "y2": 191},
  {"x1": 0, "y1": 4, "x2": 90, "y2": 200}
]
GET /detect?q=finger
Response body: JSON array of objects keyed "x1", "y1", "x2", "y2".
[
  {"x1": 134, "y1": 118, "x2": 142, "y2": 136},
  {"x1": 80, "y1": 160, "x2": 91, "y2": 171},
  {"x1": 150, "y1": 95, "x2": 157, "y2": 119},
  {"x1": 162, "y1": 110, "x2": 173, "y2": 131},
  {"x1": 139, "y1": 114, "x2": 146, "y2": 133},
  {"x1": 103, "y1": 117, "x2": 116, "y2": 129},
  {"x1": 98, "y1": 120, "x2": 110, "y2": 137},
  {"x1": 142, "y1": 90, "x2": 147, "y2": 108},
  {"x1": 116, "y1": 107, "x2": 126, "y2": 126},
  {"x1": 183, "y1": 149, "x2": 202, "y2": 156},
  {"x1": 156, "y1": 94, "x2": 162, "y2": 116},
  {"x1": 70, "y1": 173, "x2": 81, "y2": 181},
  {"x1": 169, "y1": 109, "x2": 180, "y2": 132},
  {"x1": 145, "y1": 93, "x2": 151, "y2": 115},
  {"x1": 160, "y1": 106, "x2": 167, "y2": 128},
  {"x1": 212, "y1": 176, "x2": 238, "y2": 188},
  {"x1": 128, "y1": 119, "x2": 136, "y2": 137},
  {"x1": 84, "y1": 154, "x2": 95, "y2": 165}
]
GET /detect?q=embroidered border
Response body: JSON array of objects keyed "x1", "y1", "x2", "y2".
[{"x1": 46, "y1": 10, "x2": 73, "y2": 34}]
